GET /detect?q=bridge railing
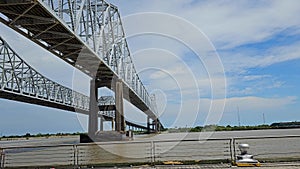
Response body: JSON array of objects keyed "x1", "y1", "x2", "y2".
[
  {"x1": 0, "y1": 36, "x2": 89, "y2": 111},
  {"x1": 39, "y1": 0, "x2": 157, "y2": 116}
]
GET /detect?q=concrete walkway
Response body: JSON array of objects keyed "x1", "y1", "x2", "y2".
[{"x1": 84, "y1": 162, "x2": 300, "y2": 169}]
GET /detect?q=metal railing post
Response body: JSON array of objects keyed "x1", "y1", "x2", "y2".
[
  {"x1": 150, "y1": 141, "x2": 156, "y2": 163},
  {"x1": 229, "y1": 138, "x2": 233, "y2": 165},
  {"x1": 150, "y1": 141, "x2": 153, "y2": 163},
  {"x1": 233, "y1": 138, "x2": 236, "y2": 164},
  {"x1": 73, "y1": 145, "x2": 76, "y2": 168},
  {"x1": 76, "y1": 145, "x2": 79, "y2": 167},
  {"x1": 0, "y1": 148, "x2": 2, "y2": 169},
  {"x1": 0, "y1": 149, "x2": 5, "y2": 169},
  {"x1": 153, "y1": 141, "x2": 156, "y2": 163}
]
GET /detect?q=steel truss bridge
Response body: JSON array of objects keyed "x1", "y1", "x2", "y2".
[
  {"x1": 98, "y1": 96, "x2": 158, "y2": 131},
  {"x1": 0, "y1": 0, "x2": 163, "y2": 136},
  {"x1": 0, "y1": 36, "x2": 155, "y2": 132}
]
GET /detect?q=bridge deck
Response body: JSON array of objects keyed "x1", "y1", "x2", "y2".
[{"x1": 0, "y1": 0, "x2": 158, "y2": 120}]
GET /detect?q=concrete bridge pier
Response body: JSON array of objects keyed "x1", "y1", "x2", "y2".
[
  {"x1": 154, "y1": 118, "x2": 158, "y2": 133},
  {"x1": 111, "y1": 117, "x2": 115, "y2": 131},
  {"x1": 115, "y1": 79, "x2": 125, "y2": 133},
  {"x1": 155, "y1": 119, "x2": 162, "y2": 132},
  {"x1": 146, "y1": 116, "x2": 160, "y2": 133},
  {"x1": 88, "y1": 79, "x2": 99, "y2": 137},
  {"x1": 99, "y1": 117, "x2": 104, "y2": 131},
  {"x1": 147, "y1": 116, "x2": 151, "y2": 133}
]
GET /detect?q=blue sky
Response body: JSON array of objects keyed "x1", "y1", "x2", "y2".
[{"x1": 1, "y1": 0, "x2": 300, "y2": 135}]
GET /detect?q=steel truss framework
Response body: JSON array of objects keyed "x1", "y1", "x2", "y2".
[
  {"x1": 98, "y1": 96, "x2": 115, "y2": 118},
  {"x1": 44, "y1": 0, "x2": 155, "y2": 113},
  {"x1": 97, "y1": 96, "x2": 151, "y2": 130},
  {"x1": 0, "y1": 36, "x2": 151, "y2": 131},
  {"x1": 0, "y1": 0, "x2": 159, "y2": 121},
  {"x1": 0, "y1": 36, "x2": 89, "y2": 112}
]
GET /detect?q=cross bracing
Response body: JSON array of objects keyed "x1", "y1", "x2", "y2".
[
  {"x1": 98, "y1": 96, "x2": 115, "y2": 118},
  {"x1": 0, "y1": 36, "x2": 90, "y2": 112},
  {"x1": 0, "y1": 0, "x2": 160, "y2": 122},
  {"x1": 97, "y1": 96, "x2": 158, "y2": 131}
]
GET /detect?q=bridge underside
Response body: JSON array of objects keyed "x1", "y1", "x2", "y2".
[
  {"x1": 0, "y1": 0, "x2": 157, "y2": 120},
  {"x1": 0, "y1": 89, "x2": 149, "y2": 131},
  {"x1": 0, "y1": 90, "x2": 88, "y2": 114}
]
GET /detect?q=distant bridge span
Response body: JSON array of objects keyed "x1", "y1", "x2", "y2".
[{"x1": 0, "y1": 0, "x2": 163, "y2": 135}]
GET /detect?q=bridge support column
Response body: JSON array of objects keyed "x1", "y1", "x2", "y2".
[
  {"x1": 99, "y1": 117, "x2": 104, "y2": 131},
  {"x1": 115, "y1": 79, "x2": 125, "y2": 132},
  {"x1": 147, "y1": 116, "x2": 151, "y2": 133},
  {"x1": 154, "y1": 118, "x2": 158, "y2": 133},
  {"x1": 111, "y1": 118, "x2": 115, "y2": 131},
  {"x1": 88, "y1": 79, "x2": 98, "y2": 137}
]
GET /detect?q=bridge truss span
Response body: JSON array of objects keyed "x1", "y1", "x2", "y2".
[
  {"x1": 0, "y1": 36, "x2": 90, "y2": 112},
  {"x1": 0, "y1": 0, "x2": 158, "y2": 121},
  {"x1": 41, "y1": 0, "x2": 155, "y2": 114},
  {"x1": 0, "y1": 36, "x2": 152, "y2": 131}
]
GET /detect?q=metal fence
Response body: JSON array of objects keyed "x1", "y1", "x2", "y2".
[
  {"x1": 1, "y1": 135, "x2": 300, "y2": 168},
  {"x1": 0, "y1": 144, "x2": 75, "y2": 168},
  {"x1": 232, "y1": 135, "x2": 300, "y2": 162},
  {"x1": 153, "y1": 139, "x2": 231, "y2": 162},
  {"x1": 76, "y1": 141, "x2": 153, "y2": 166}
]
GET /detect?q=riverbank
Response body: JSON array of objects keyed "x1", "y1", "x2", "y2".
[
  {"x1": 2, "y1": 128, "x2": 300, "y2": 145},
  {"x1": 0, "y1": 132, "x2": 82, "y2": 140},
  {"x1": 2, "y1": 122, "x2": 300, "y2": 140},
  {"x1": 168, "y1": 122, "x2": 300, "y2": 133}
]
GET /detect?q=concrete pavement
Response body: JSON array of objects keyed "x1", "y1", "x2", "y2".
[{"x1": 83, "y1": 162, "x2": 300, "y2": 169}]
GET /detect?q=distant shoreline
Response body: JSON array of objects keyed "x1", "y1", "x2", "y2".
[
  {"x1": 0, "y1": 132, "x2": 81, "y2": 141},
  {"x1": 167, "y1": 122, "x2": 300, "y2": 133},
  {"x1": 1, "y1": 122, "x2": 300, "y2": 140}
]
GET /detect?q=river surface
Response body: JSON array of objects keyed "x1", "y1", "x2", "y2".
[
  {"x1": 0, "y1": 128, "x2": 300, "y2": 167},
  {"x1": 1, "y1": 128, "x2": 300, "y2": 147}
]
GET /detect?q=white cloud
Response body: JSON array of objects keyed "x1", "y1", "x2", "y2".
[
  {"x1": 117, "y1": 0, "x2": 300, "y2": 100},
  {"x1": 223, "y1": 42, "x2": 300, "y2": 73},
  {"x1": 114, "y1": 0, "x2": 300, "y2": 49},
  {"x1": 223, "y1": 96, "x2": 297, "y2": 112},
  {"x1": 259, "y1": 43, "x2": 300, "y2": 67},
  {"x1": 132, "y1": 48, "x2": 227, "y2": 101},
  {"x1": 113, "y1": 0, "x2": 300, "y2": 78},
  {"x1": 228, "y1": 74, "x2": 285, "y2": 96}
]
